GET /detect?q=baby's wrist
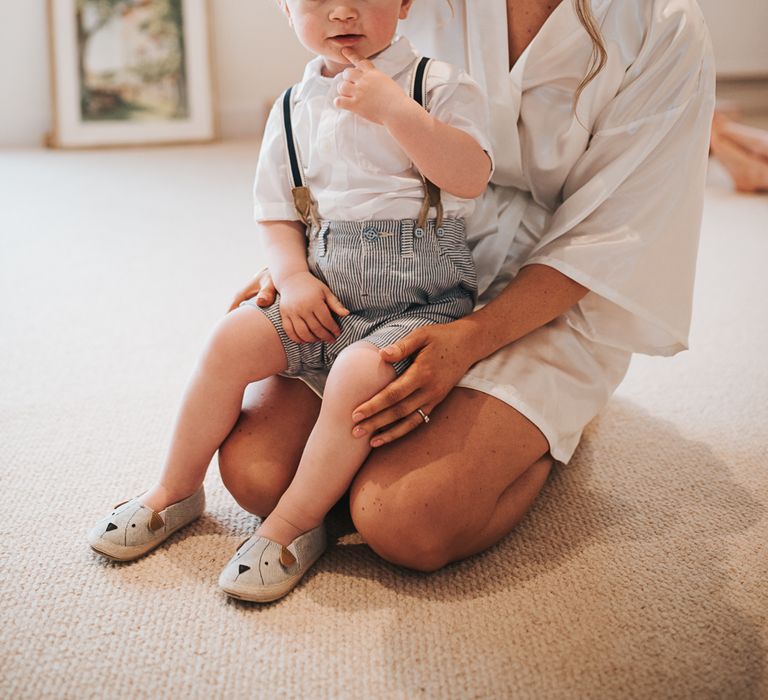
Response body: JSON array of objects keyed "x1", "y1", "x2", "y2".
[
  {"x1": 381, "y1": 92, "x2": 419, "y2": 132},
  {"x1": 273, "y1": 267, "x2": 311, "y2": 291}
]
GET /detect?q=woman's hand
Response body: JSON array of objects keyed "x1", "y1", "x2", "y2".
[
  {"x1": 279, "y1": 271, "x2": 350, "y2": 344},
  {"x1": 350, "y1": 319, "x2": 479, "y2": 447},
  {"x1": 227, "y1": 267, "x2": 277, "y2": 312}
]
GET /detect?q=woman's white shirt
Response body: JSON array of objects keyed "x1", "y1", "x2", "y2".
[
  {"x1": 400, "y1": 0, "x2": 716, "y2": 356},
  {"x1": 253, "y1": 35, "x2": 494, "y2": 223}
]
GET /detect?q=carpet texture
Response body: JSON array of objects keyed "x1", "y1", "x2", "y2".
[{"x1": 0, "y1": 142, "x2": 765, "y2": 699}]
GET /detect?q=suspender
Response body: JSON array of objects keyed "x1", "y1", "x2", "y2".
[
  {"x1": 281, "y1": 56, "x2": 443, "y2": 232},
  {"x1": 282, "y1": 86, "x2": 304, "y2": 190},
  {"x1": 282, "y1": 86, "x2": 320, "y2": 231},
  {"x1": 411, "y1": 56, "x2": 430, "y2": 108},
  {"x1": 410, "y1": 57, "x2": 445, "y2": 233}
]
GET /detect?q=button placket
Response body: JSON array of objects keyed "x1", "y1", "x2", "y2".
[{"x1": 360, "y1": 225, "x2": 379, "y2": 298}]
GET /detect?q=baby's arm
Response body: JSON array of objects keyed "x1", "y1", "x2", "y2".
[
  {"x1": 260, "y1": 220, "x2": 349, "y2": 343},
  {"x1": 335, "y1": 49, "x2": 492, "y2": 199},
  {"x1": 260, "y1": 219, "x2": 311, "y2": 289}
]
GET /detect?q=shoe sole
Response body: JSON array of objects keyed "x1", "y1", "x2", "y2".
[
  {"x1": 89, "y1": 514, "x2": 202, "y2": 562},
  {"x1": 219, "y1": 549, "x2": 325, "y2": 603}
]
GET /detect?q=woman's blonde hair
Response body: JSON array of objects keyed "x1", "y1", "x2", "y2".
[{"x1": 572, "y1": 0, "x2": 608, "y2": 106}]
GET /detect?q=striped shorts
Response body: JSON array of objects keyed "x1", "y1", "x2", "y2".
[{"x1": 241, "y1": 217, "x2": 477, "y2": 377}]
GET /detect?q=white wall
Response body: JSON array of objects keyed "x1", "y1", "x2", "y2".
[
  {"x1": 0, "y1": 1, "x2": 312, "y2": 147},
  {"x1": 1, "y1": 1, "x2": 766, "y2": 147},
  {"x1": 210, "y1": 0, "x2": 312, "y2": 138},
  {"x1": 698, "y1": 0, "x2": 768, "y2": 77}
]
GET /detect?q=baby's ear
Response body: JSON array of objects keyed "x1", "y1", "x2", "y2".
[{"x1": 399, "y1": 0, "x2": 416, "y2": 20}]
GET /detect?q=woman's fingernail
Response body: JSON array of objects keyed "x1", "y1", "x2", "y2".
[
  {"x1": 371, "y1": 439, "x2": 383, "y2": 447},
  {"x1": 353, "y1": 426, "x2": 366, "y2": 437},
  {"x1": 352, "y1": 412, "x2": 364, "y2": 422}
]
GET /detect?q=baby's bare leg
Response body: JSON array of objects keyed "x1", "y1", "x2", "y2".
[
  {"x1": 256, "y1": 341, "x2": 397, "y2": 545},
  {"x1": 140, "y1": 306, "x2": 287, "y2": 511}
]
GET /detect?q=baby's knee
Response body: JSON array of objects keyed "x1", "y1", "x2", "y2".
[
  {"x1": 200, "y1": 306, "x2": 270, "y2": 374},
  {"x1": 324, "y1": 342, "x2": 397, "y2": 403}
]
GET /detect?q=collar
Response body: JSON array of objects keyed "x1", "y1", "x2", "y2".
[{"x1": 295, "y1": 35, "x2": 419, "y2": 99}]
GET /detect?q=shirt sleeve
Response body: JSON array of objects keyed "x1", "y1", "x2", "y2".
[
  {"x1": 252, "y1": 95, "x2": 301, "y2": 223},
  {"x1": 425, "y1": 62, "x2": 495, "y2": 180},
  {"x1": 524, "y1": 12, "x2": 716, "y2": 356}
]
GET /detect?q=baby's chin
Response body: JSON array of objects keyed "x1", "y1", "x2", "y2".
[
  {"x1": 320, "y1": 55, "x2": 352, "y2": 78},
  {"x1": 320, "y1": 49, "x2": 370, "y2": 76}
]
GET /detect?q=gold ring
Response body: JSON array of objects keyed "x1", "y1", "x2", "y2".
[{"x1": 416, "y1": 408, "x2": 430, "y2": 424}]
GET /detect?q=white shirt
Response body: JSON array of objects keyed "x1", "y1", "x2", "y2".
[
  {"x1": 400, "y1": 0, "x2": 716, "y2": 356},
  {"x1": 253, "y1": 35, "x2": 494, "y2": 223}
]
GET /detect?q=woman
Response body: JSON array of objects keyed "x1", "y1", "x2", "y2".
[
  {"x1": 219, "y1": 0, "x2": 716, "y2": 572},
  {"x1": 710, "y1": 110, "x2": 768, "y2": 193}
]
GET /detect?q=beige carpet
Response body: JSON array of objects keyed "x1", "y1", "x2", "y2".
[{"x1": 0, "y1": 142, "x2": 765, "y2": 699}]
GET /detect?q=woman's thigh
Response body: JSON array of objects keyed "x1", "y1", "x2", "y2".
[
  {"x1": 218, "y1": 376, "x2": 322, "y2": 516},
  {"x1": 349, "y1": 386, "x2": 551, "y2": 572}
]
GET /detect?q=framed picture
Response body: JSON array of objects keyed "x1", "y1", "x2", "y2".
[{"x1": 47, "y1": 0, "x2": 217, "y2": 148}]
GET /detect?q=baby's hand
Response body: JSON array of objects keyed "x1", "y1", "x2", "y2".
[
  {"x1": 278, "y1": 271, "x2": 349, "y2": 344},
  {"x1": 334, "y1": 48, "x2": 409, "y2": 126}
]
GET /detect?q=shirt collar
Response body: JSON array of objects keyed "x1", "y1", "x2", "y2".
[{"x1": 295, "y1": 35, "x2": 419, "y2": 98}]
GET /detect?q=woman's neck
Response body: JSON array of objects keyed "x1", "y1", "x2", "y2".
[{"x1": 506, "y1": 0, "x2": 562, "y2": 70}]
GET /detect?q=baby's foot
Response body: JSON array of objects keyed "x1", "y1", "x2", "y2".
[
  {"x1": 139, "y1": 483, "x2": 199, "y2": 513},
  {"x1": 87, "y1": 485, "x2": 206, "y2": 561},
  {"x1": 256, "y1": 511, "x2": 317, "y2": 547},
  {"x1": 218, "y1": 521, "x2": 328, "y2": 602}
]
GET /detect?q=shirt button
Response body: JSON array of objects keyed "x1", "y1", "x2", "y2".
[
  {"x1": 362, "y1": 227, "x2": 379, "y2": 241},
  {"x1": 414, "y1": 227, "x2": 425, "y2": 238},
  {"x1": 436, "y1": 227, "x2": 445, "y2": 238}
]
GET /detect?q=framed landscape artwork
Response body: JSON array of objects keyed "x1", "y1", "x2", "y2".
[{"x1": 47, "y1": 0, "x2": 217, "y2": 148}]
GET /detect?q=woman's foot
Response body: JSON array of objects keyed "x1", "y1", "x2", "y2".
[
  {"x1": 218, "y1": 522, "x2": 327, "y2": 603},
  {"x1": 710, "y1": 112, "x2": 768, "y2": 193},
  {"x1": 87, "y1": 484, "x2": 206, "y2": 561}
]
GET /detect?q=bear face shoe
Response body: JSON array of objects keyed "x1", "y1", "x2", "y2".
[
  {"x1": 87, "y1": 485, "x2": 205, "y2": 561},
  {"x1": 218, "y1": 522, "x2": 327, "y2": 603}
]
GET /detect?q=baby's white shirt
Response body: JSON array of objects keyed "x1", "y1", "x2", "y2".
[{"x1": 253, "y1": 35, "x2": 494, "y2": 223}]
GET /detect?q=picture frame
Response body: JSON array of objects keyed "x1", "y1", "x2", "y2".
[{"x1": 47, "y1": 0, "x2": 217, "y2": 148}]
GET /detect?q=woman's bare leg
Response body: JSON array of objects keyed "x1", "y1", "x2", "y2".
[
  {"x1": 348, "y1": 387, "x2": 554, "y2": 572},
  {"x1": 256, "y1": 342, "x2": 397, "y2": 546},
  {"x1": 139, "y1": 306, "x2": 288, "y2": 512}
]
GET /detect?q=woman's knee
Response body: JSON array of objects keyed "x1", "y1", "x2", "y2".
[
  {"x1": 218, "y1": 435, "x2": 292, "y2": 516},
  {"x1": 349, "y1": 471, "x2": 459, "y2": 573}
]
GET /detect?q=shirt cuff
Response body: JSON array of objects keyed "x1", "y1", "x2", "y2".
[{"x1": 253, "y1": 203, "x2": 300, "y2": 222}]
